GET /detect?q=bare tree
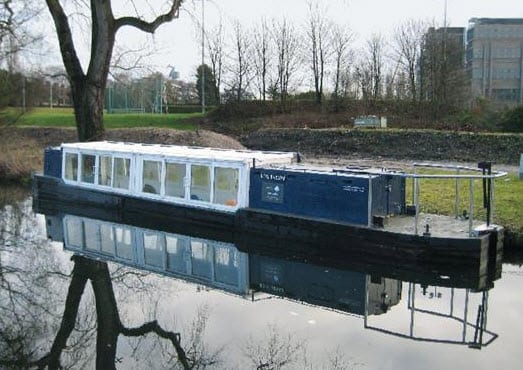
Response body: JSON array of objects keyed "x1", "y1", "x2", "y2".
[
  {"x1": 305, "y1": 1, "x2": 331, "y2": 106},
  {"x1": 252, "y1": 18, "x2": 271, "y2": 101},
  {"x1": 225, "y1": 20, "x2": 252, "y2": 102},
  {"x1": 206, "y1": 22, "x2": 225, "y2": 104},
  {"x1": 356, "y1": 34, "x2": 386, "y2": 102},
  {"x1": 330, "y1": 24, "x2": 354, "y2": 100},
  {"x1": 0, "y1": 0, "x2": 43, "y2": 68},
  {"x1": 392, "y1": 19, "x2": 427, "y2": 101},
  {"x1": 45, "y1": 0, "x2": 184, "y2": 141},
  {"x1": 272, "y1": 17, "x2": 301, "y2": 103}
]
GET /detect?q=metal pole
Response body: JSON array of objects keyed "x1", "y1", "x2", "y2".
[
  {"x1": 201, "y1": 0, "x2": 206, "y2": 114},
  {"x1": 463, "y1": 289, "x2": 469, "y2": 342},
  {"x1": 49, "y1": 80, "x2": 53, "y2": 109},
  {"x1": 491, "y1": 179, "x2": 495, "y2": 224},
  {"x1": 364, "y1": 275, "x2": 370, "y2": 328},
  {"x1": 483, "y1": 291, "x2": 489, "y2": 332},
  {"x1": 455, "y1": 169, "x2": 460, "y2": 219},
  {"x1": 450, "y1": 288, "x2": 454, "y2": 316},
  {"x1": 410, "y1": 283, "x2": 416, "y2": 337},
  {"x1": 414, "y1": 178, "x2": 419, "y2": 235},
  {"x1": 22, "y1": 77, "x2": 26, "y2": 112},
  {"x1": 469, "y1": 178, "x2": 474, "y2": 236}
]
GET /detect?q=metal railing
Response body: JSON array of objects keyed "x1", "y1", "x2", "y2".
[{"x1": 404, "y1": 162, "x2": 507, "y2": 236}]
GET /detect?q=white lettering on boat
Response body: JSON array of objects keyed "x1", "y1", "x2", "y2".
[
  {"x1": 343, "y1": 185, "x2": 366, "y2": 193},
  {"x1": 260, "y1": 173, "x2": 286, "y2": 182}
]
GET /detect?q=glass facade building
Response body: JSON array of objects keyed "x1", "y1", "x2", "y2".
[{"x1": 466, "y1": 18, "x2": 523, "y2": 106}]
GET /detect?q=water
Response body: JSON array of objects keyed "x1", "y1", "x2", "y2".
[{"x1": 1, "y1": 192, "x2": 523, "y2": 369}]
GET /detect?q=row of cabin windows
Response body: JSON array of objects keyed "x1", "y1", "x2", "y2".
[
  {"x1": 64, "y1": 152, "x2": 239, "y2": 207},
  {"x1": 65, "y1": 217, "x2": 241, "y2": 286}
]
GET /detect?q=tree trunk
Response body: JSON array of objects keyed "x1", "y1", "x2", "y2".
[
  {"x1": 89, "y1": 260, "x2": 120, "y2": 370},
  {"x1": 72, "y1": 80, "x2": 106, "y2": 141}
]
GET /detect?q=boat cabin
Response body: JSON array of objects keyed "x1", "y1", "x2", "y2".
[
  {"x1": 45, "y1": 141, "x2": 296, "y2": 212},
  {"x1": 249, "y1": 165, "x2": 406, "y2": 226}
]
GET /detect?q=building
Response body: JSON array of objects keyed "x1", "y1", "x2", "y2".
[
  {"x1": 466, "y1": 18, "x2": 523, "y2": 106},
  {"x1": 419, "y1": 27, "x2": 467, "y2": 114}
]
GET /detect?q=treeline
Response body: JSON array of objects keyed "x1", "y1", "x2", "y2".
[
  {"x1": 0, "y1": 68, "x2": 72, "y2": 110},
  {"x1": 208, "y1": 98, "x2": 523, "y2": 133}
]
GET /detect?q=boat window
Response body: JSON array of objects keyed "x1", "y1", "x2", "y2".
[
  {"x1": 166, "y1": 235, "x2": 189, "y2": 273},
  {"x1": 213, "y1": 167, "x2": 239, "y2": 206},
  {"x1": 65, "y1": 218, "x2": 83, "y2": 249},
  {"x1": 99, "y1": 155, "x2": 112, "y2": 186},
  {"x1": 115, "y1": 226, "x2": 133, "y2": 260},
  {"x1": 100, "y1": 224, "x2": 115, "y2": 254},
  {"x1": 191, "y1": 241, "x2": 212, "y2": 279},
  {"x1": 114, "y1": 157, "x2": 130, "y2": 190},
  {"x1": 81, "y1": 154, "x2": 96, "y2": 183},
  {"x1": 84, "y1": 221, "x2": 100, "y2": 251},
  {"x1": 64, "y1": 152, "x2": 78, "y2": 181},
  {"x1": 142, "y1": 160, "x2": 162, "y2": 194},
  {"x1": 144, "y1": 232, "x2": 164, "y2": 268},
  {"x1": 190, "y1": 165, "x2": 211, "y2": 202},
  {"x1": 165, "y1": 162, "x2": 185, "y2": 198}
]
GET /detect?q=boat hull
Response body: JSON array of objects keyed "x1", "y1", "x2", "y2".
[{"x1": 33, "y1": 173, "x2": 503, "y2": 287}]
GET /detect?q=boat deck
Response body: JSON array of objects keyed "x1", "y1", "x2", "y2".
[{"x1": 384, "y1": 213, "x2": 482, "y2": 239}]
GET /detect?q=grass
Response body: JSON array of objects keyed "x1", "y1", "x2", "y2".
[
  {"x1": 405, "y1": 169, "x2": 523, "y2": 236},
  {"x1": 3, "y1": 107, "x2": 201, "y2": 130}
]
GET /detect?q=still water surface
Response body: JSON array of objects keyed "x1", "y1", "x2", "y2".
[{"x1": 1, "y1": 194, "x2": 522, "y2": 369}]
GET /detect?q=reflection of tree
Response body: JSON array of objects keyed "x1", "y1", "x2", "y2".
[
  {"x1": 32, "y1": 256, "x2": 194, "y2": 369},
  {"x1": 0, "y1": 200, "x2": 218, "y2": 369},
  {"x1": 0, "y1": 200, "x2": 70, "y2": 367},
  {"x1": 243, "y1": 324, "x2": 304, "y2": 369}
]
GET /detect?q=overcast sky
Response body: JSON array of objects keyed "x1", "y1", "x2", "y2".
[
  {"x1": 154, "y1": 0, "x2": 523, "y2": 80},
  {"x1": 41, "y1": 0, "x2": 523, "y2": 81}
]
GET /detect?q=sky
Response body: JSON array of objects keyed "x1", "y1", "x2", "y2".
[{"x1": 40, "y1": 0, "x2": 523, "y2": 81}]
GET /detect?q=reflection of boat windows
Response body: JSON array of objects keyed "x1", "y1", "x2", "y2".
[
  {"x1": 114, "y1": 157, "x2": 130, "y2": 190},
  {"x1": 213, "y1": 167, "x2": 239, "y2": 206},
  {"x1": 142, "y1": 160, "x2": 161, "y2": 194},
  {"x1": 98, "y1": 155, "x2": 112, "y2": 186},
  {"x1": 115, "y1": 226, "x2": 133, "y2": 260},
  {"x1": 100, "y1": 224, "x2": 115, "y2": 254},
  {"x1": 65, "y1": 217, "x2": 83, "y2": 249},
  {"x1": 191, "y1": 241, "x2": 212, "y2": 279},
  {"x1": 144, "y1": 232, "x2": 164, "y2": 267},
  {"x1": 191, "y1": 165, "x2": 211, "y2": 202},
  {"x1": 166, "y1": 235, "x2": 189, "y2": 273},
  {"x1": 85, "y1": 221, "x2": 100, "y2": 250},
  {"x1": 64, "y1": 152, "x2": 78, "y2": 181},
  {"x1": 165, "y1": 162, "x2": 185, "y2": 198},
  {"x1": 81, "y1": 154, "x2": 96, "y2": 183},
  {"x1": 214, "y1": 245, "x2": 239, "y2": 286}
]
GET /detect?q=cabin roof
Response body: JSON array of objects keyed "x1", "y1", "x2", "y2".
[
  {"x1": 260, "y1": 164, "x2": 403, "y2": 178},
  {"x1": 61, "y1": 141, "x2": 296, "y2": 164}
]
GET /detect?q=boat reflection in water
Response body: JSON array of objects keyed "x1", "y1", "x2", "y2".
[{"x1": 44, "y1": 210, "x2": 499, "y2": 349}]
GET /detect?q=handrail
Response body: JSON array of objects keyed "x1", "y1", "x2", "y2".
[{"x1": 336, "y1": 163, "x2": 507, "y2": 180}]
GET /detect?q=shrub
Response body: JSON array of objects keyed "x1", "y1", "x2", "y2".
[{"x1": 499, "y1": 105, "x2": 523, "y2": 132}]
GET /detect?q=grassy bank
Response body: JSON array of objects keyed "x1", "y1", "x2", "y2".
[
  {"x1": 3, "y1": 107, "x2": 200, "y2": 130},
  {"x1": 405, "y1": 171, "x2": 523, "y2": 249}
]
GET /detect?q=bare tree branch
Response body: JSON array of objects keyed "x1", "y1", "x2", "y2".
[{"x1": 114, "y1": 1, "x2": 182, "y2": 33}]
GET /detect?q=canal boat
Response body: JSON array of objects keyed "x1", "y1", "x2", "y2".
[{"x1": 33, "y1": 141, "x2": 506, "y2": 266}]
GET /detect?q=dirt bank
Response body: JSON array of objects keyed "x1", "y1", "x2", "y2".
[
  {"x1": 241, "y1": 128, "x2": 523, "y2": 165},
  {"x1": 0, "y1": 127, "x2": 244, "y2": 183}
]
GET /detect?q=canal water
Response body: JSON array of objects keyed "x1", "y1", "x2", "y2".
[{"x1": 1, "y1": 191, "x2": 523, "y2": 369}]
